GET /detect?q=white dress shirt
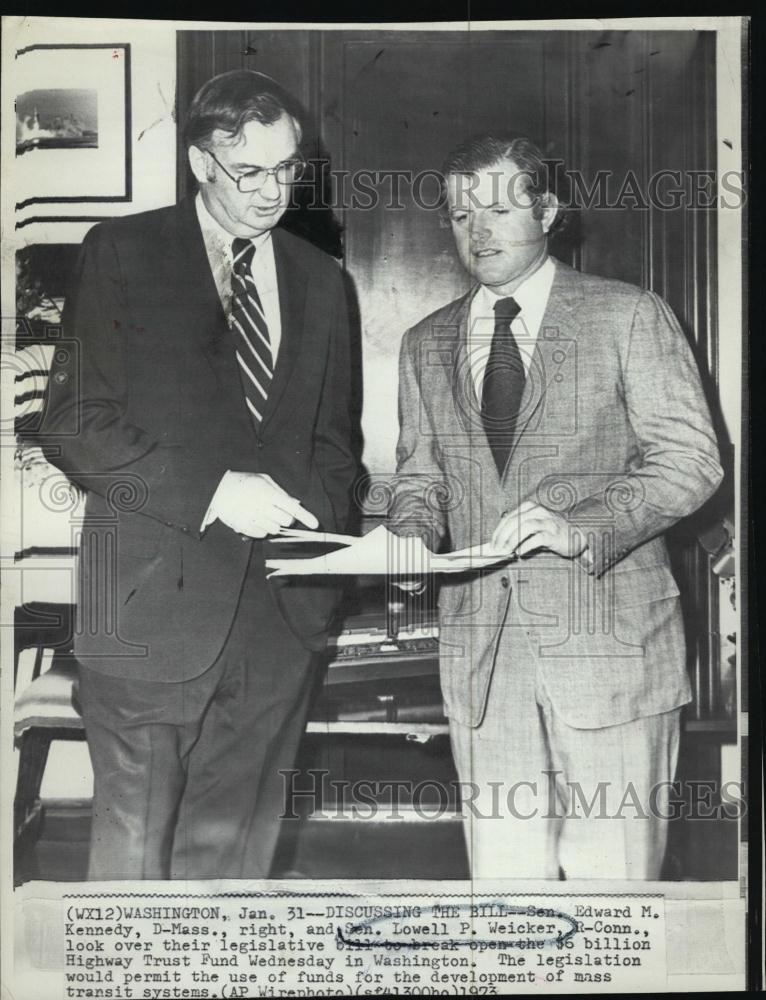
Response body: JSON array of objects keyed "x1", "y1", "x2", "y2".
[
  {"x1": 196, "y1": 193, "x2": 283, "y2": 530},
  {"x1": 467, "y1": 256, "x2": 556, "y2": 402},
  {"x1": 195, "y1": 192, "x2": 282, "y2": 364}
]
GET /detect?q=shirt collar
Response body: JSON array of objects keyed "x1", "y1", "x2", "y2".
[
  {"x1": 195, "y1": 191, "x2": 272, "y2": 258},
  {"x1": 475, "y1": 256, "x2": 556, "y2": 316}
]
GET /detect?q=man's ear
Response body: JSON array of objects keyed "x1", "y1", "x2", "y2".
[
  {"x1": 188, "y1": 145, "x2": 210, "y2": 186},
  {"x1": 540, "y1": 192, "x2": 559, "y2": 234}
]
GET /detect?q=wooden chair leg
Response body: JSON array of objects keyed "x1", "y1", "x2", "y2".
[{"x1": 14, "y1": 729, "x2": 54, "y2": 845}]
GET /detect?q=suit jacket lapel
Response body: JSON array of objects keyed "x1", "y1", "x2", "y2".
[
  {"x1": 502, "y1": 263, "x2": 581, "y2": 475},
  {"x1": 165, "y1": 196, "x2": 226, "y2": 336},
  {"x1": 436, "y1": 289, "x2": 481, "y2": 433},
  {"x1": 440, "y1": 290, "x2": 502, "y2": 487},
  {"x1": 165, "y1": 199, "x2": 254, "y2": 438},
  {"x1": 443, "y1": 261, "x2": 582, "y2": 489},
  {"x1": 259, "y1": 228, "x2": 308, "y2": 430}
]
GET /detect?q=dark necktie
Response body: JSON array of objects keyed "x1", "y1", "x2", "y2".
[
  {"x1": 230, "y1": 237, "x2": 273, "y2": 427},
  {"x1": 481, "y1": 296, "x2": 525, "y2": 476}
]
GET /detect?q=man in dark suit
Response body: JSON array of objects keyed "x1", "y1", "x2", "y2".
[
  {"x1": 41, "y1": 70, "x2": 357, "y2": 880},
  {"x1": 390, "y1": 134, "x2": 723, "y2": 878}
]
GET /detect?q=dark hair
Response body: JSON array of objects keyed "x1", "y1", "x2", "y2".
[
  {"x1": 183, "y1": 69, "x2": 304, "y2": 151},
  {"x1": 441, "y1": 133, "x2": 566, "y2": 232}
]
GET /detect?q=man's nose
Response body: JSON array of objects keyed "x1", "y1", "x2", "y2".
[
  {"x1": 260, "y1": 171, "x2": 282, "y2": 201},
  {"x1": 469, "y1": 220, "x2": 492, "y2": 244}
]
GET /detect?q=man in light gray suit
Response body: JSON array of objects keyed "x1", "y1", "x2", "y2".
[{"x1": 389, "y1": 134, "x2": 723, "y2": 879}]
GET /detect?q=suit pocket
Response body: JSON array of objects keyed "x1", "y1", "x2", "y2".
[
  {"x1": 269, "y1": 577, "x2": 341, "y2": 652},
  {"x1": 610, "y1": 562, "x2": 680, "y2": 609},
  {"x1": 438, "y1": 580, "x2": 467, "y2": 616},
  {"x1": 307, "y1": 465, "x2": 336, "y2": 531}
]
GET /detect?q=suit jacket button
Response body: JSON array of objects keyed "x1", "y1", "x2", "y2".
[
  {"x1": 257, "y1": 440, "x2": 264, "y2": 449},
  {"x1": 500, "y1": 575, "x2": 510, "y2": 589}
]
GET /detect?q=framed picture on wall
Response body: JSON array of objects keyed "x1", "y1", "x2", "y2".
[{"x1": 14, "y1": 43, "x2": 131, "y2": 212}]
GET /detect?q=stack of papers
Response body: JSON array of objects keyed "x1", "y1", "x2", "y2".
[{"x1": 265, "y1": 524, "x2": 512, "y2": 577}]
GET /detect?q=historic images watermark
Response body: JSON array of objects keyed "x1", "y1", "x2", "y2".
[
  {"x1": 291, "y1": 164, "x2": 746, "y2": 213},
  {"x1": 280, "y1": 769, "x2": 746, "y2": 823}
]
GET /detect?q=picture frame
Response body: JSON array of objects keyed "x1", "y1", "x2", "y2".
[{"x1": 14, "y1": 43, "x2": 131, "y2": 214}]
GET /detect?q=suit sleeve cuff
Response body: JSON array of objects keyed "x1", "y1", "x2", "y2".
[{"x1": 201, "y1": 470, "x2": 234, "y2": 532}]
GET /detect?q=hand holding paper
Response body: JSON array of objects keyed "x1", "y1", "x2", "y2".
[
  {"x1": 206, "y1": 472, "x2": 318, "y2": 538},
  {"x1": 265, "y1": 524, "x2": 513, "y2": 577}
]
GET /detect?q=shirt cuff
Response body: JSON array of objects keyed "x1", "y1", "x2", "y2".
[
  {"x1": 395, "y1": 578, "x2": 427, "y2": 595},
  {"x1": 576, "y1": 544, "x2": 594, "y2": 573}
]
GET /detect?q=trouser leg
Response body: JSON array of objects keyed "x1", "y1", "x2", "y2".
[
  {"x1": 538, "y1": 679, "x2": 681, "y2": 880},
  {"x1": 77, "y1": 660, "x2": 220, "y2": 880},
  {"x1": 170, "y1": 572, "x2": 314, "y2": 879},
  {"x1": 447, "y1": 622, "x2": 562, "y2": 879},
  {"x1": 78, "y1": 567, "x2": 315, "y2": 881},
  {"x1": 447, "y1": 629, "x2": 681, "y2": 880}
]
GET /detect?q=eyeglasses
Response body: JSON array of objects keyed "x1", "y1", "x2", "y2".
[{"x1": 205, "y1": 147, "x2": 305, "y2": 192}]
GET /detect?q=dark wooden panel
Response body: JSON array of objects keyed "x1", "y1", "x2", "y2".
[
  {"x1": 176, "y1": 30, "x2": 246, "y2": 199},
  {"x1": 573, "y1": 30, "x2": 651, "y2": 286},
  {"x1": 571, "y1": 30, "x2": 718, "y2": 363}
]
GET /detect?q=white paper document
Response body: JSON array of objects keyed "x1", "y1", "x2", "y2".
[{"x1": 265, "y1": 524, "x2": 513, "y2": 576}]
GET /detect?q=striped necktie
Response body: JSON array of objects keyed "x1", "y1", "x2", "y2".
[
  {"x1": 481, "y1": 296, "x2": 524, "y2": 476},
  {"x1": 230, "y1": 237, "x2": 273, "y2": 427}
]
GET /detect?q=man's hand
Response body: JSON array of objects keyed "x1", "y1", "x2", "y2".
[
  {"x1": 206, "y1": 472, "x2": 319, "y2": 538},
  {"x1": 491, "y1": 500, "x2": 586, "y2": 559}
]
